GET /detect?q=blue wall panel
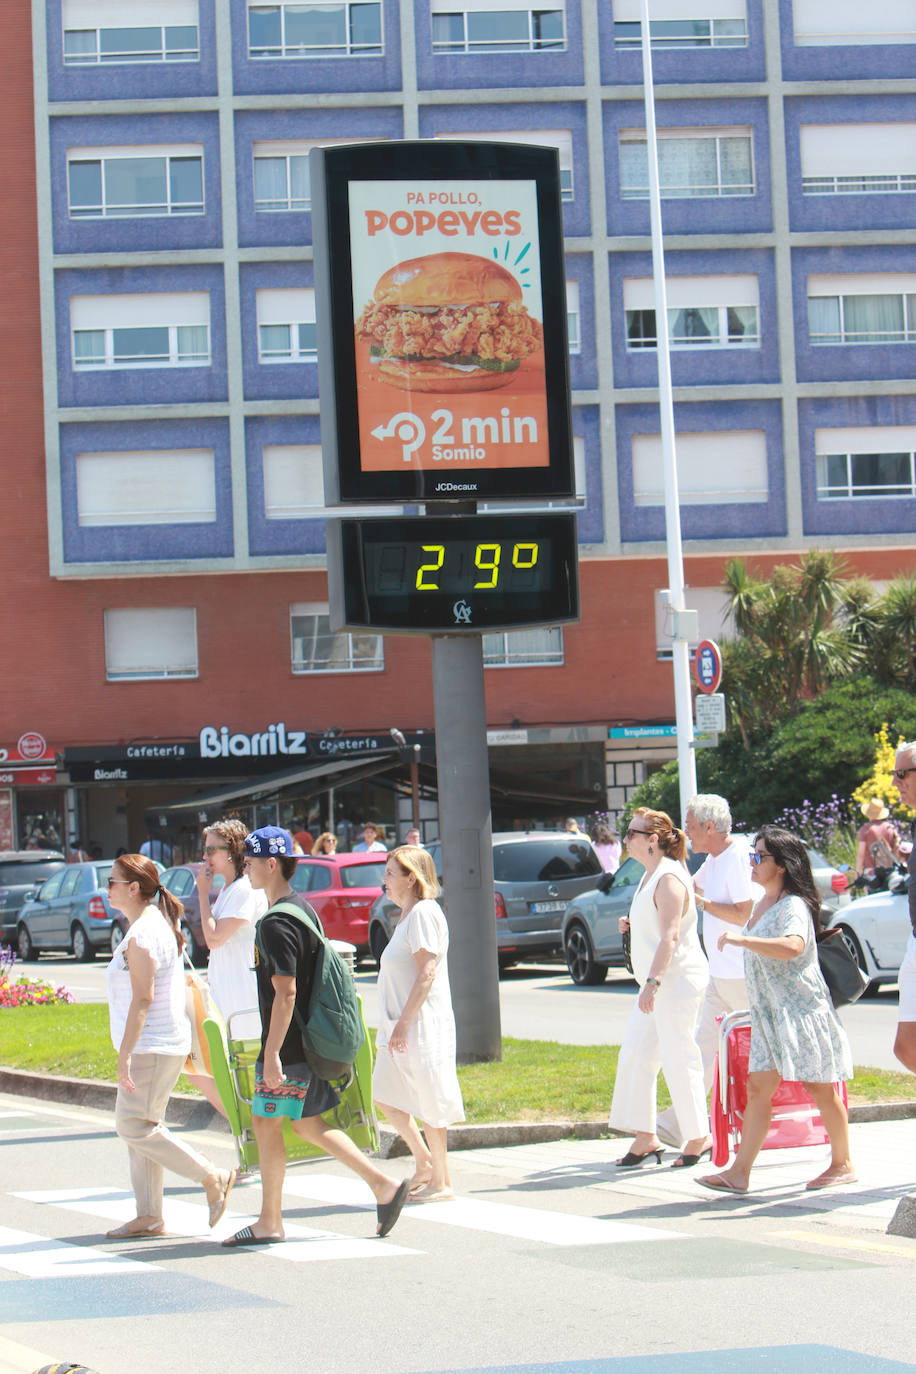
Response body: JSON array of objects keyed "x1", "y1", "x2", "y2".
[
  {"x1": 239, "y1": 261, "x2": 319, "y2": 401},
  {"x1": 779, "y1": 0, "x2": 916, "y2": 81},
  {"x1": 599, "y1": 0, "x2": 765, "y2": 85},
  {"x1": 246, "y1": 415, "x2": 327, "y2": 556},
  {"x1": 792, "y1": 244, "x2": 916, "y2": 384},
  {"x1": 572, "y1": 404, "x2": 603, "y2": 546},
  {"x1": 415, "y1": 0, "x2": 584, "y2": 90},
  {"x1": 229, "y1": 0, "x2": 402, "y2": 94},
  {"x1": 798, "y1": 395, "x2": 916, "y2": 537}
]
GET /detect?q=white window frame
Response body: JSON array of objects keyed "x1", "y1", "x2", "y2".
[
  {"x1": 807, "y1": 273, "x2": 916, "y2": 346},
  {"x1": 800, "y1": 124, "x2": 916, "y2": 196},
  {"x1": 792, "y1": 0, "x2": 916, "y2": 45},
  {"x1": 76, "y1": 449, "x2": 216, "y2": 526},
  {"x1": 247, "y1": 0, "x2": 384, "y2": 59},
  {"x1": 434, "y1": 129, "x2": 574, "y2": 200},
  {"x1": 619, "y1": 127, "x2": 755, "y2": 200},
  {"x1": 623, "y1": 274, "x2": 760, "y2": 350},
  {"x1": 66, "y1": 146, "x2": 205, "y2": 219},
  {"x1": 633, "y1": 429, "x2": 769, "y2": 506},
  {"x1": 613, "y1": 0, "x2": 747, "y2": 50},
  {"x1": 62, "y1": 0, "x2": 199, "y2": 65},
  {"x1": 483, "y1": 626, "x2": 564, "y2": 667},
  {"x1": 566, "y1": 279, "x2": 580, "y2": 354},
  {"x1": 256, "y1": 288, "x2": 318, "y2": 364},
  {"x1": 815, "y1": 426, "x2": 916, "y2": 499},
  {"x1": 71, "y1": 292, "x2": 211, "y2": 370},
  {"x1": 252, "y1": 138, "x2": 380, "y2": 213},
  {"x1": 431, "y1": 0, "x2": 566, "y2": 55},
  {"x1": 104, "y1": 607, "x2": 199, "y2": 682},
  {"x1": 290, "y1": 603, "x2": 384, "y2": 674}
]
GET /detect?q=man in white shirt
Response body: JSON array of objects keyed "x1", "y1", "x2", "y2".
[
  {"x1": 656, "y1": 793, "x2": 760, "y2": 1150},
  {"x1": 353, "y1": 822, "x2": 387, "y2": 854}
]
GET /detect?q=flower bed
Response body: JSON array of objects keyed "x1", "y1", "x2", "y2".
[{"x1": 0, "y1": 946, "x2": 74, "y2": 1008}]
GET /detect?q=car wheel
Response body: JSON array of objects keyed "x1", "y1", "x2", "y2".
[
  {"x1": 110, "y1": 924, "x2": 124, "y2": 955},
  {"x1": 72, "y1": 924, "x2": 95, "y2": 962},
  {"x1": 17, "y1": 924, "x2": 37, "y2": 961},
  {"x1": 835, "y1": 925, "x2": 878, "y2": 996},
  {"x1": 564, "y1": 922, "x2": 608, "y2": 986},
  {"x1": 370, "y1": 924, "x2": 389, "y2": 969}
]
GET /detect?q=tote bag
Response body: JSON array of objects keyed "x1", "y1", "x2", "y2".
[
  {"x1": 184, "y1": 955, "x2": 225, "y2": 1075},
  {"x1": 816, "y1": 927, "x2": 869, "y2": 1008}
]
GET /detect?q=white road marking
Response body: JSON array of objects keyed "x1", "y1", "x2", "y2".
[
  {"x1": 14, "y1": 1187, "x2": 422, "y2": 1261},
  {"x1": 0, "y1": 1225, "x2": 147, "y2": 1277},
  {"x1": 282, "y1": 1174, "x2": 687, "y2": 1245}
]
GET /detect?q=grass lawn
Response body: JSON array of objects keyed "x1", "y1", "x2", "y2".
[{"x1": 1, "y1": 1002, "x2": 913, "y2": 1120}]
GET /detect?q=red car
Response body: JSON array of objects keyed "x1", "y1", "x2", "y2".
[{"x1": 290, "y1": 853, "x2": 387, "y2": 955}]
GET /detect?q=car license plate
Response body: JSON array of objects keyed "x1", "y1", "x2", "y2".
[{"x1": 531, "y1": 900, "x2": 566, "y2": 913}]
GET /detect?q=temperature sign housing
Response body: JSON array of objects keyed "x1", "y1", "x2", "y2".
[{"x1": 327, "y1": 513, "x2": 579, "y2": 633}]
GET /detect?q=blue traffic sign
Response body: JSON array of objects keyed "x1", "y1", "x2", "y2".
[{"x1": 695, "y1": 639, "x2": 723, "y2": 694}]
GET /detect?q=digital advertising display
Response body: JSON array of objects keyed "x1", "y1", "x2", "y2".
[{"x1": 312, "y1": 141, "x2": 574, "y2": 504}]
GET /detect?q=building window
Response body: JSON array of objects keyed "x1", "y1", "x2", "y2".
[
  {"x1": 792, "y1": 0, "x2": 916, "y2": 45},
  {"x1": 613, "y1": 1, "x2": 747, "y2": 50},
  {"x1": 248, "y1": 0, "x2": 383, "y2": 58},
  {"x1": 76, "y1": 449, "x2": 216, "y2": 526},
  {"x1": 815, "y1": 426, "x2": 916, "y2": 499},
  {"x1": 807, "y1": 275, "x2": 916, "y2": 345},
  {"x1": 566, "y1": 280, "x2": 580, "y2": 354},
  {"x1": 633, "y1": 430, "x2": 768, "y2": 505},
  {"x1": 263, "y1": 445, "x2": 324, "y2": 518},
  {"x1": 67, "y1": 148, "x2": 204, "y2": 219},
  {"x1": 290, "y1": 604, "x2": 384, "y2": 673},
  {"x1": 483, "y1": 627, "x2": 564, "y2": 667},
  {"x1": 431, "y1": 0, "x2": 565, "y2": 54},
  {"x1": 257, "y1": 289, "x2": 317, "y2": 363},
  {"x1": 252, "y1": 138, "x2": 381, "y2": 213},
  {"x1": 434, "y1": 129, "x2": 573, "y2": 200},
  {"x1": 71, "y1": 293, "x2": 210, "y2": 369},
  {"x1": 104, "y1": 607, "x2": 198, "y2": 681},
  {"x1": 624, "y1": 274, "x2": 759, "y2": 350},
  {"x1": 62, "y1": 0, "x2": 199, "y2": 65},
  {"x1": 620, "y1": 128, "x2": 754, "y2": 200},
  {"x1": 800, "y1": 124, "x2": 916, "y2": 196}
]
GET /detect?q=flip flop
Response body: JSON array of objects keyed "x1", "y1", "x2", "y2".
[
  {"x1": 209, "y1": 1168, "x2": 237, "y2": 1228},
  {"x1": 696, "y1": 1174, "x2": 748, "y2": 1194},
  {"x1": 376, "y1": 1180, "x2": 410, "y2": 1237},
  {"x1": 805, "y1": 1169, "x2": 858, "y2": 1191},
  {"x1": 221, "y1": 1225, "x2": 283, "y2": 1248},
  {"x1": 105, "y1": 1221, "x2": 167, "y2": 1240},
  {"x1": 407, "y1": 1188, "x2": 456, "y2": 1204}
]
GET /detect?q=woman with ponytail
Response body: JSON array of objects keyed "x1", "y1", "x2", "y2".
[
  {"x1": 608, "y1": 808, "x2": 712, "y2": 1169},
  {"x1": 104, "y1": 853, "x2": 235, "y2": 1239}
]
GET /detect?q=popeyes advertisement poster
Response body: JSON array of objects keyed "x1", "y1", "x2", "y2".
[{"x1": 348, "y1": 178, "x2": 549, "y2": 476}]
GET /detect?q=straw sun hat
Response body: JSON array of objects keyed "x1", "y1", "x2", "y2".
[{"x1": 860, "y1": 798, "x2": 890, "y2": 822}]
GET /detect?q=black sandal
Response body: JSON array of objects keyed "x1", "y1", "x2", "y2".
[{"x1": 376, "y1": 1180, "x2": 410, "y2": 1237}]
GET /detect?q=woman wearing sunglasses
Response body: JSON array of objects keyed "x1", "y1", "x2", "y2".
[
  {"x1": 698, "y1": 825, "x2": 854, "y2": 1195},
  {"x1": 187, "y1": 818, "x2": 268, "y2": 1115},
  {"x1": 609, "y1": 808, "x2": 711, "y2": 1169},
  {"x1": 104, "y1": 853, "x2": 235, "y2": 1238}
]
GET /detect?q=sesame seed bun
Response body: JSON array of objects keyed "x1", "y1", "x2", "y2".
[{"x1": 372, "y1": 252, "x2": 523, "y2": 308}]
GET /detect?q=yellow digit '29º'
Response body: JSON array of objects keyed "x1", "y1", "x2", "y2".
[
  {"x1": 512, "y1": 542, "x2": 539, "y2": 569},
  {"x1": 474, "y1": 543, "x2": 501, "y2": 588},
  {"x1": 416, "y1": 544, "x2": 445, "y2": 590}
]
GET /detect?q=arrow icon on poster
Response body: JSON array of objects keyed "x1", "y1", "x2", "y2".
[{"x1": 371, "y1": 412, "x2": 426, "y2": 463}]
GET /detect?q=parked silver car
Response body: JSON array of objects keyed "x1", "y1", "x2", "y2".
[
  {"x1": 367, "y1": 832, "x2": 604, "y2": 971},
  {"x1": 0, "y1": 850, "x2": 67, "y2": 945},
  {"x1": 17, "y1": 860, "x2": 117, "y2": 961}
]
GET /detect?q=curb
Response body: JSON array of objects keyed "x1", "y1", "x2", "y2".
[{"x1": 3, "y1": 1066, "x2": 916, "y2": 1149}]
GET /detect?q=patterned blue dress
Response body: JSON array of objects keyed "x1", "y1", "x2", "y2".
[{"x1": 744, "y1": 894, "x2": 853, "y2": 1082}]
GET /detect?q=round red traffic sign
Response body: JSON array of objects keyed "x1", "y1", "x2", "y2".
[{"x1": 695, "y1": 639, "x2": 722, "y2": 694}]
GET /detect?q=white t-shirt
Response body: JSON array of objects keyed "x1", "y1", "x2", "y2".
[
  {"x1": 696, "y1": 835, "x2": 762, "y2": 979},
  {"x1": 105, "y1": 906, "x2": 190, "y2": 1056},
  {"x1": 207, "y1": 875, "x2": 266, "y2": 1040}
]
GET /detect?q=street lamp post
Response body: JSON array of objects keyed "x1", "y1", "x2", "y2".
[{"x1": 638, "y1": 0, "x2": 698, "y2": 821}]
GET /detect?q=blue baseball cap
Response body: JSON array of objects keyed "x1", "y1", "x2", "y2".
[{"x1": 244, "y1": 826, "x2": 295, "y2": 857}]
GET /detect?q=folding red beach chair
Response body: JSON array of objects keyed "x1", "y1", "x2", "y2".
[{"x1": 711, "y1": 1010, "x2": 848, "y2": 1168}]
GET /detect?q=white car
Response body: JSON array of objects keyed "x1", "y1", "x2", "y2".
[{"x1": 824, "y1": 876, "x2": 911, "y2": 992}]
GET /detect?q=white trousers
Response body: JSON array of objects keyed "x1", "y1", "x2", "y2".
[
  {"x1": 655, "y1": 973, "x2": 746, "y2": 1147},
  {"x1": 115, "y1": 1052, "x2": 213, "y2": 1218},
  {"x1": 609, "y1": 975, "x2": 708, "y2": 1142}
]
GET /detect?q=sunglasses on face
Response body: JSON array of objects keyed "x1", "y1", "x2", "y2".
[
  {"x1": 107, "y1": 877, "x2": 130, "y2": 888},
  {"x1": 625, "y1": 827, "x2": 650, "y2": 840},
  {"x1": 893, "y1": 768, "x2": 916, "y2": 780},
  {"x1": 204, "y1": 844, "x2": 230, "y2": 856},
  {"x1": 750, "y1": 851, "x2": 771, "y2": 865}
]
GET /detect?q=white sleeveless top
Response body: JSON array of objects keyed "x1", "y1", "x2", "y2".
[{"x1": 629, "y1": 856, "x2": 709, "y2": 991}]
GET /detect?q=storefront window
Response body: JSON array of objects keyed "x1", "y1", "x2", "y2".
[{"x1": 17, "y1": 791, "x2": 66, "y2": 852}]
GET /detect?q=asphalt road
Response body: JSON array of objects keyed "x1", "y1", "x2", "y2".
[
  {"x1": 2, "y1": 1091, "x2": 915, "y2": 1374},
  {"x1": 13, "y1": 953, "x2": 907, "y2": 1073}
]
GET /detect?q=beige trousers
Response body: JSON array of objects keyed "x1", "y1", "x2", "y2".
[{"x1": 115, "y1": 1052, "x2": 213, "y2": 1217}]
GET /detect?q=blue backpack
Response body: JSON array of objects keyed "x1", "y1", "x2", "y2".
[{"x1": 256, "y1": 898, "x2": 365, "y2": 1082}]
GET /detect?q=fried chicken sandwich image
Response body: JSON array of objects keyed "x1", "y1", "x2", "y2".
[{"x1": 355, "y1": 251, "x2": 543, "y2": 393}]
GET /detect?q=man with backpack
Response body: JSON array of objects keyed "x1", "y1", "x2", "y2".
[{"x1": 221, "y1": 826, "x2": 409, "y2": 1246}]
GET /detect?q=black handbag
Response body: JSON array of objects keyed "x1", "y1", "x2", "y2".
[
  {"x1": 816, "y1": 926, "x2": 869, "y2": 1007},
  {"x1": 622, "y1": 925, "x2": 634, "y2": 975}
]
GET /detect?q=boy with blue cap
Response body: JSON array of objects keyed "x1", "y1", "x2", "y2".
[{"x1": 221, "y1": 826, "x2": 409, "y2": 1246}]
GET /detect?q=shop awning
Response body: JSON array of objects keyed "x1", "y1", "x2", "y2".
[{"x1": 144, "y1": 752, "x2": 401, "y2": 831}]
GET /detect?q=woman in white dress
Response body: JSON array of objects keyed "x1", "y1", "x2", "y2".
[
  {"x1": 609, "y1": 808, "x2": 712, "y2": 1168},
  {"x1": 699, "y1": 826, "x2": 855, "y2": 1195},
  {"x1": 373, "y1": 845, "x2": 465, "y2": 1201},
  {"x1": 186, "y1": 818, "x2": 267, "y2": 1115}
]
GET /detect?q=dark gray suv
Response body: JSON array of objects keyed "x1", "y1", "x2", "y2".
[
  {"x1": 0, "y1": 850, "x2": 67, "y2": 945},
  {"x1": 367, "y1": 831, "x2": 604, "y2": 971}
]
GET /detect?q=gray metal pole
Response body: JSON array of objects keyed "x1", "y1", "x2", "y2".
[{"x1": 430, "y1": 633, "x2": 502, "y2": 1062}]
